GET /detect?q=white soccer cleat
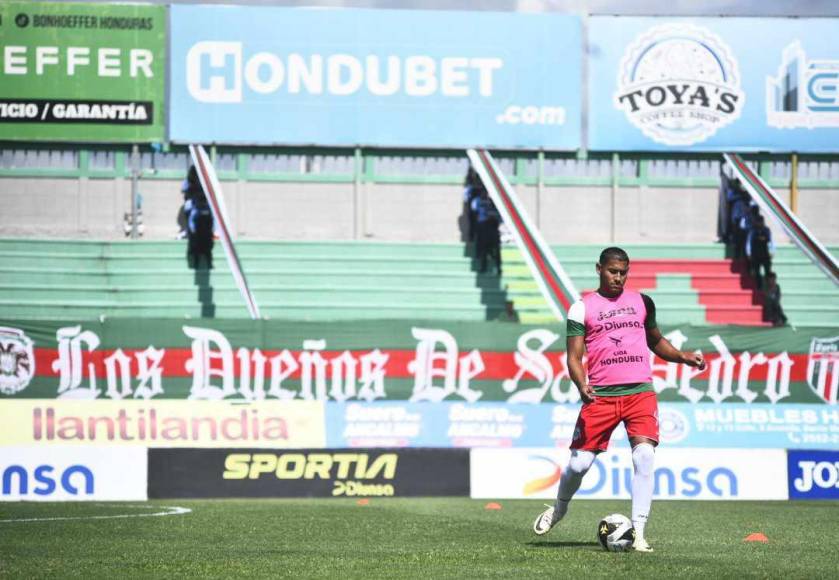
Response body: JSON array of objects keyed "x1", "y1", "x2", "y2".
[
  {"x1": 632, "y1": 538, "x2": 654, "y2": 552},
  {"x1": 533, "y1": 504, "x2": 559, "y2": 536}
]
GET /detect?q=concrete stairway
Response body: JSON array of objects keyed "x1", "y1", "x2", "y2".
[
  {"x1": 1, "y1": 239, "x2": 834, "y2": 326},
  {"x1": 0, "y1": 239, "x2": 508, "y2": 321},
  {"x1": 502, "y1": 243, "x2": 839, "y2": 327}
]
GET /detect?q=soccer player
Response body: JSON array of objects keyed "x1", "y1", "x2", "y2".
[{"x1": 532, "y1": 247, "x2": 705, "y2": 552}]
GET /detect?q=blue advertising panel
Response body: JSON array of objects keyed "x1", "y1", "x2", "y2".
[
  {"x1": 326, "y1": 402, "x2": 839, "y2": 449},
  {"x1": 589, "y1": 17, "x2": 839, "y2": 152},
  {"x1": 787, "y1": 450, "x2": 839, "y2": 500},
  {"x1": 169, "y1": 6, "x2": 581, "y2": 149}
]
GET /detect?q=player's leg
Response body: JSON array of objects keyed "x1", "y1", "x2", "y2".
[
  {"x1": 533, "y1": 397, "x2": 618, "y2": 535},
  {"x1": 628, "y1": 439, "x2": 655, "y2": 551},
  {"x1": 624, "y1": 391, "x2": 659, "y2": 552}
]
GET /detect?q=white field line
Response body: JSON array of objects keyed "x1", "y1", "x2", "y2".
[{"x1": 0, "y1": 504, "x2": 192, "y2": 524}]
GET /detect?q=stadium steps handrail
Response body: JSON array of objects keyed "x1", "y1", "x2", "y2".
[
  {"x1": 467, "y1": 148, "x2": 579, "y2": 321},
  {"x1": 724, "y1": 153, "x2": 839, "y2": 287}
]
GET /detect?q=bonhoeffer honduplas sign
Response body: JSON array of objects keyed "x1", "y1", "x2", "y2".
[
  {"x1": 168, "y1": 6, "x2": 582, "y2": 149},
  {"x1": 0, "y1": 1, "x2": 166, "y2": 142}
]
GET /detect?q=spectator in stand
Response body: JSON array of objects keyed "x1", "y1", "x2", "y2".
[
  {"x1": 497, "y1": 300, "x2": 520, "y2": 322},
  {"x1": 718, "y1": 175, "x2": 743, "y2": 244},
  {"x1": 182, "y1": 165, "x2": 214, "y2": 269},
  {"x1": 763, "y1": 272, "x2": 788, "y2": 327},
  {"x1": 745, "y1": 214, "x2": 774, "y2": 289},
  {"x1": 463, "y1": 167, "x2": 481, "y2": 242},
  {"x1": 729, "y1": 191, "x2": 751, "y2": 259},
  {"x1": 178, "y1": 166, "x2": 203, "y2": 239},
  {"x1": 472, "y1": 188, "x2": 502, "y2": 275}
]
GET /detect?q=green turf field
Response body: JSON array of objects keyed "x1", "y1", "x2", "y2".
[{"x1": 1, "y1": 499, "x2": 837, "y2": 578}]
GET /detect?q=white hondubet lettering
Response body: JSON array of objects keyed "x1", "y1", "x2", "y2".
[
  {"x1": 287, "y1": 53, "x2": 323, "y2": 94},
  {"x1": 104, "y1": 348, "x2": 133, "y2": 400},
  {"x1": 705, "y1": 334, "x2": 735, "y2": 403},
  {"x1": 409, "y1": 327, "x2": 459, "y2": 402},
  {"x1": 470, "y1": 57, "x2": 503, "y2": 97},
  {"x1": 366, "y1": 55, "x2": 400, "y2": 96},
  {"x1": 404, "y1": 56, "x2": 437, "y2": 96},
  {"x1": 185, "y1": 42, "x2": 503, "y2": 103},
  {"x1": 53, "y1": 325, "x2": 101, "y2": 399},
  {"x1": 134, "y1": 346, "x2": 165, "y2": 399},
  {"x1": 244, "y1": 52, "x2": 284, "y2": 94},
  {"x1": 440, "y1": 57, "x2": 469, "y2": 97},
  {"x1": 183, "y1": 326, "x2": 235, "y2": 400},
  {"x1": 503, "y1": 328, "x2": 559, "y2": 404},
  {"x1": 186, "y1": 41, "x2": 243, "y2": 103},
  {"x1": 328, "y1": 54, "x2": 364, "y2": 96}
]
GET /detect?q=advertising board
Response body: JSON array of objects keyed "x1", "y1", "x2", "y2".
[
  {"x1": 326, "y1": 402, "x2": 839, "y2": 449},
  {"x1": 470, "y1": 448, "x2": 788, "y2": 500},
  {"x1": 0, "y1": 1, "x2": 166, "y2": 142},
  {"x1": 0, "y1": 446, "x2": 146, "y2": 501},
  {"x1": 169, "y1": 6, "x2": 581, "y2": 149},
  {"x1": 148, "y1": 448, "x2": 470, "y2": 498},
  {"x1": 0, "y1": 400, "x2": 325, "y2": 448},
  {"x1": 787, "y1": 450, "x2": 839, "y2": 500},
  {"x1": 590, "y1": 17, "x2": 839, "y2": 151}
]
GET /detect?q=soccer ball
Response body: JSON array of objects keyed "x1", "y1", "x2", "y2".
[{"x1": 597, "y1": 514, "x2": 635, "y2": 552}]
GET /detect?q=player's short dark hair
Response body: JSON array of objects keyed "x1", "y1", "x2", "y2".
[{"x1": 599, "y1": 247, "x2": 629, "y2": 265}]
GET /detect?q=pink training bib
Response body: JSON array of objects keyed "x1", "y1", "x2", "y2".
[{"x1": 582, "y1": 290, "x2": 652, "y2": 386}]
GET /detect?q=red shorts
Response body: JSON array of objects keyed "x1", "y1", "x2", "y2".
[{"x1": 570, "y1": 391, "x2": 659, "y2": 452}]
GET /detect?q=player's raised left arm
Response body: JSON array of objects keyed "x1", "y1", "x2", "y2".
[
  {"x1": 646, "y1": 326, "x2": 706, "y2": 369},
  {"x1": 642, "y1": 293, "x2": 706, "y2": 370}
]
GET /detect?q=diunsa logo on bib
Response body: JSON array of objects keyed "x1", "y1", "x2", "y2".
[{"x1": 613, "y1": 23, "x2": 745, "y2": 146}]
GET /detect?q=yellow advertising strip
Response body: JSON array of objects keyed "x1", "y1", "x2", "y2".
[{"x1": 0, "y1": 400, "x2": 325, "y2": 448}]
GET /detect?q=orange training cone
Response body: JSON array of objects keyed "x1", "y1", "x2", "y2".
[
  {"x1": 744, "y1": 532, "x2": 769, "y2": 543},
  {"x1": 484, "y1": 502, "x2": 502, "y2": 510}
]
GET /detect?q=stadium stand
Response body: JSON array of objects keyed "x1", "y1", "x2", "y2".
[
  {"x1": 0, "y1": 239, "x2": 508, "y2": 321},
  {"x1": 503, "y1": 244, "x2": 839, "y2": 326},
  {"x1": 2, "y1": 237, "x2": 835, "y2": 326}
]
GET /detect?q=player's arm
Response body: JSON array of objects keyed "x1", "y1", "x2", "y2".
[
  {"x1": 567, "y1": 334, "x2": 595, "y2": 403},
  {"x1": 566, "y1": 301, "x2": 595, "y2": 403},
  {"x1": 642, "y1": 294, "x2": 706, "y2": 370}
]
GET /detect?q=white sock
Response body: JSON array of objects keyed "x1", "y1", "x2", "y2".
[
  {"x1": 553, "y1": 449, "x2": 596, "y2": 520},
  {"x1": 631, "y1": 443, "x2": 655, "y2": 540}
]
